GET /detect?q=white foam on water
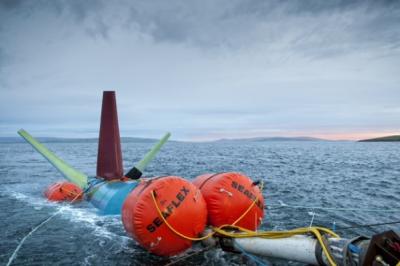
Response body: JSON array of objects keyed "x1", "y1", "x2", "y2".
[
  {"x1": 82, "y1": 254, "x2": 96, "y2": 266},
  {"x1": 4, "y1": 188, "x2": 126, "y2": 241},
  {"x1": 59, "y1": 205, "x2": 119, "y2": 239},
  {"x1": 5, "y1": 190, "x2": 56, "y2": 207}
]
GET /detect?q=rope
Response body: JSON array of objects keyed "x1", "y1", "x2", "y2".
[
  {"x1": 85, "y1": 179, "x2": 107, "y2": 197},
  {"x1": 232, "y1": 181, "x2": 264, "y2": 225},
  {"x1": 336, "y1": 220, "x2": 400, "y2": 230},
  {"x1": 151, "y1": 189, "x2": 213, "y2": 241},
  {"x1": 47, "y1": 184, "x2": 82, "y2": 200},
  {"x1": 268, "y1": 201, "x2": 400, "y2": 212},
  {"x1": 150, "y1": 181, "x2": 338, "y2": 266},
  {"x1": 164, "y1": 246, "x2": 212, "y2": 266},
  {"x1": 309, "y1": 211, "x2": 316, "y2": 228},
  {"x1": 6, "y1": 191, "x2": 83, "y2": 266},
  {"x1": 235, "y1": 241, "x2": 270, "y2": 266},
  {"x1": 150, "y1": 181, "x2": 265, "y2": 241},
  {"x1": 212, "y1": 226, "x2": 338, "y2": 266}
]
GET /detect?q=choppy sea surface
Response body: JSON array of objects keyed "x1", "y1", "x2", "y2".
[{"x1": 0, "y1": 140, "x2": 399, "y2": 265}]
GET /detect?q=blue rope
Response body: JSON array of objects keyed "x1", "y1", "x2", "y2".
[{"x1": 235, "y1": 242, "x2": 270, "y2": 266}]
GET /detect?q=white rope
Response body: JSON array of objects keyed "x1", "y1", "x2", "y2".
[
  {"x1": 4, "y1": 145, "x2": 65, "y2": 266},
  {"x1": 6, "y1": 208, "x2": 64, "y2": 266},
  {"x1": 268, "y1": 200, "x2": 400, "y2": 212},
  {"x1": 309, "y1": 211, "x2": 316, "y2": 228}
]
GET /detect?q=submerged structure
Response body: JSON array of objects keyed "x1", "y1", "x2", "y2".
[{"x1": 17, "y1": 91, "x2": 400, "y2": 265}]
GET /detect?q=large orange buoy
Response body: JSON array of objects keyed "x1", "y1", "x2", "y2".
[
  {"x1": 122, "y1": 176, "x2": 207, "y2": 256},
  {"x1": 44, "y1": 181, "x2": 83, "y2": 202},
  {"x1": 193, "y1": 172, "x2": 264, "y2": 230}
]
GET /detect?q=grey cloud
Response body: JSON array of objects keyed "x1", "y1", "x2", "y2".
[
  {"x1": 0, "y1": 0, "x2": 109, "y2": 39},
  {"x1": 0, "y1": 0, "x2": 399, "y2": 140},
  {"x1": 2, "y1": 0, "x2": 400, "y2": 56},
  {"x1": 0, "y1": 0, "x2": 24, "y2": 9},
  {"x1": 0, "y1": 0, "x2": 100, "y2": 20},
  {"x1": 119, "y1": 0, "x2": 400, "y2": 57},
  {"x1": 0, "y1": 47, "x2": 4, "y2": 70}
]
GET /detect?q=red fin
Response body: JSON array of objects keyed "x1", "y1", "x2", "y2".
[{"x1": 96, "y1": 91, "x2": 123, "y2": 180}]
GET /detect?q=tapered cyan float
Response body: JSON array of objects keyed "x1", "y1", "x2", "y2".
[{"x1": 18, "y1": 91, "x2": 170, "y2": 214}]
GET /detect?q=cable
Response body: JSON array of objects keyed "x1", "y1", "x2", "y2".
[
  {"x1": 235, "y1": 241, "x2": 270, "y2": 266},
  {"x1": 336, "y1": 220, "x2": 400, "y2": 230},
  {"x1": 164, "y1": 246, "x2": 212, "y2": 266},
  {"x1": 150, "y1": 180, "x2": 265, "y2": 241},
  {"x1": 6, "y1": 209, "x2": 62, "y2": 266},
  {"x1": 267, "y1": 201, "x2": 400, "y2": 212},
  {"x1": 212, "y1": 225, "x2": 338, "y2": 266},
  {"x1": 151, "y1": 183, "x2": 339, "y2": 266},
  {"x1": 6, "y1": 192, "x2": 83, "y2": 266}
]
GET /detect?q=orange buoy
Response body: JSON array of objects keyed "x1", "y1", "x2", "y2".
[
  {"x1": 122, "y1": 176, "x2": 207, "y2": 256},
  {"x1": 44, "y1": 181, "x2": 83, "y2": 202},
  {"x1": 193, "y1": 172, "x2": 264, "y2": 230}
]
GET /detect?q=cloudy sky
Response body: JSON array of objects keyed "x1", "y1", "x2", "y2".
[{"x1": 0, "y1": 0, "x2": 399, "y2": 141}]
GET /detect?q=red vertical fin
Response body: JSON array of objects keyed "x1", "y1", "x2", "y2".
[{"x1": 96, "y1": 91, "x2": 123, "y2": 180}]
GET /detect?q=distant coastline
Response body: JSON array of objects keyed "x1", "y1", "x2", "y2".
[
  {"x1": 214, "y1": 136, "x2": 329, "y2": 142},
  {"x1": 0, "y1": 137, "x2": 160, "y2": 144},
  {"x1": 5, "y1": 135, "x2": 400, "y2": 143},
  {"x1": 359, "y1": 135, "x2": 400, "y2": 142},
  {"x1": 0, "y1": 136, "x2": 330, "y2": 144}
]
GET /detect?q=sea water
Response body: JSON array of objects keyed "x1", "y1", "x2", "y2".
[{"x1": 0, "y1": 141, "x2": 399, "y2": 265}]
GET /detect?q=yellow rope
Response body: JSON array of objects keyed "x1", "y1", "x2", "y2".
[
  {"x1": 232, "y1": 181, "x2": 264, "y2": 226},
  {"x1": 150, "y1": 189, "x2": 214, "y2": 241},
  {"x1": 150, "y1": 181, "x2": 264, "y2": 241},
  {"x1": 150, "y1": 181, "x2": 338, "y2": 266},
  {"x1": 211, "y1": 225, "x2": 338, "y2": 266}
]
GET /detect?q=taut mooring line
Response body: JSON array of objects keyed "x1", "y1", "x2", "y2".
[{"x1": 6, "y1": 191, "x2": 83, "y2": 266}]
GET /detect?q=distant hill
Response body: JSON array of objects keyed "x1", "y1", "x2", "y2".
[
  {"x1": 0, "y1": 137, "x2": 160, "y2": 144},
  {"x1": 215, "y1": 136, "x2": 328, "y2": 142},
  {"x1": 359, "y1": 135, "x2": 400, "y2": 142},
  {"x1": 0, "y1": 135, "x2": 331, "y2": 144}
]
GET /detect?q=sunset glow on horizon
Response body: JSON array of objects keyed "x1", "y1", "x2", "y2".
[
  {"x1": 1, "y1": 1, "x2": 399, "y2": 140},
  {"x1": 301, "y1": 131, "x2": 400, "y2": 141},
  {"x1": 186, "y1": 130, "x2": 400, "y2": 142}
]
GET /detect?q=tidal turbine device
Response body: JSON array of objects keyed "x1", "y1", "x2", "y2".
[
  {"x1": 18, "y1": 91, "x2": 208, "y2": 257},
  {"x1": 18, "y1": 91, "x2": 170, "y2": 214},
  {"x1": 16, "y1": 91, "x2": 400, "y2": 264}
]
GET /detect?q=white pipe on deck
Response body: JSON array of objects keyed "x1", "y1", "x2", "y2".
[{"x1": 233, "y1": 235, "x2": 319, "y2": 265}]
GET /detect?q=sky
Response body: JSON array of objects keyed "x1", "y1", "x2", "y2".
[{"x1": 0, "y1": 0, "x2": 399, "y2": 141}]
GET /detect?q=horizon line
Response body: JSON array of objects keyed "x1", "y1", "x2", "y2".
[{"x1": 1, "y1": 131, "x2": 399, "y2": 142}]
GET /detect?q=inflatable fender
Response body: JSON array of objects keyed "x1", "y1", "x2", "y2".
[
  {"x1": 122, "y1": 176, "x2": 207, "y2": 256},
  {"x1": 44, "y1": 181, "x2": 83, "y2": 202},
  {"x1": 193, "y1": 172, "x2": 264, "y2": 230}
]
